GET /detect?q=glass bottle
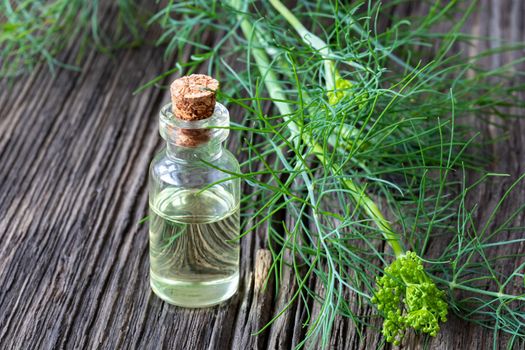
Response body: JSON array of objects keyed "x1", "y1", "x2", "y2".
[{"x1": 148, "y1": 85, "x2": 240, "y2": 307}]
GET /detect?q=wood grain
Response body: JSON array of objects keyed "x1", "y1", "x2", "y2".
[{"x1": 0, "y1": 1, "x2": 523, "y2": 349}]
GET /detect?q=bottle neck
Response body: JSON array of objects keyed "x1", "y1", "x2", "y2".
[
  {"x1": 159, "y1": 102, "x2": 230, "y2": 163},
  {"x1": 166, "y1": 140, "x2": 223, "y2": 162}
]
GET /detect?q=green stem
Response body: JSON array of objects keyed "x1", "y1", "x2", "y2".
[
  {"x1": 268, "y1": 0, "x2": 335, "y2": 90},
  {"x1": 312, "y1": 144, "x2": 404, "y2": 257},
  {"x1": 433, "y1": 276, "x2": 525, "y2": 301},
  {"x1": 232, "y1": 0, "x2": 404, "y2": 257}
]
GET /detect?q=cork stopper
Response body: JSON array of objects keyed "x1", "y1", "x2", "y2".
[{"x1": 170, "y1": 74, "x2": 219, "y2": 121}]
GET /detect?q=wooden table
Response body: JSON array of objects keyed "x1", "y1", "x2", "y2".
[{"x1": 1, "y1": 1, "x2": 523, "y2": 349}]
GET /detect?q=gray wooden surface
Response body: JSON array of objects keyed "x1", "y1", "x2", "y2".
[{"x1": 0, "y1": 1, "x2": 523, "y2": 349}]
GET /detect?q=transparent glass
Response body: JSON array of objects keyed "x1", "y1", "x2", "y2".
[{"x1": 148, "y1": 102, "x2": 240, "y2": 307}]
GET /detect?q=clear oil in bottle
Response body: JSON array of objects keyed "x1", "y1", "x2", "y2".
[{"x1": 149, "y1": 187, "x2": 239, "y2": 307}]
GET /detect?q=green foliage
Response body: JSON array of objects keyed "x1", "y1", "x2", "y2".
[
  {"x1": 372, "y1": 252, "x2": 448, "y2": 345},
  {"x1": 149, "y1": 1, "x2": 525, "y2": 347},
  {"x1": 146, "y1": 0, "x2": 524, "y2": 347},
  {"x1": 0, "y1": 0, "x2": 142, "y2": 77}
]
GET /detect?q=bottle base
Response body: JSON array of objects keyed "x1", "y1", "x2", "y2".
[{"x1": 150, "y1": 270, "x2": 239, "y2": 308}]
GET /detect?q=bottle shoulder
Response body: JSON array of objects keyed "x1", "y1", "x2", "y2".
[
  {"x1": 149, "y1": 148, "x2": 240, "y2": 187},
  {"x1": 215, "y1": 148, "x2": 240, "y2": 172},
  {"x1": 149, "y1": 148, "x2": 239, "y2": 171}
]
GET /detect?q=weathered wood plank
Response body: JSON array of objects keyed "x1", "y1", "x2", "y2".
[{"x1": 0, "y1": 1, "x2": 523, "y2": 349}]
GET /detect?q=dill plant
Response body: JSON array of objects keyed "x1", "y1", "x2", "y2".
[{"x1": 147, "y1": 0, "x2": 525, "y2": 347}]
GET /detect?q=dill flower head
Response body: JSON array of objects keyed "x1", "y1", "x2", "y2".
[{"x1": 371, "y1": 251, "x2": 448, "y2": 345}]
